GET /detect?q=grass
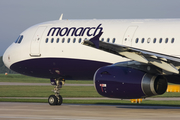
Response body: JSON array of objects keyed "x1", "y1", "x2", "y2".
[
  {"x1": 0, "y1": 86, "x2": 101, "y2": 97},
  {"x1": 0, "y1": 85, "x2": 180, "y2": 98},
  {"x1": 1, "y1": 74, "x2": 180, "y2": 106},
  {"x1": 0, "y1": 74, "x2": 49, "y2": 83},
  {"x1": 154, "y1": 92, "x2": 180, "y2": 97},
  {"x1": 0, "y1": 74, "x2": 93, "y2": 84}
]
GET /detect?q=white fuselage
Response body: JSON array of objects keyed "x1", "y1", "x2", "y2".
[{"x1": 3, "y1": 19, "x2": 180, "y2": 79}]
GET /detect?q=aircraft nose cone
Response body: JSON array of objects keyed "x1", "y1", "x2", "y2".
[{"x1": 3, "y1": 47, "x2": 11, "y2": 69}]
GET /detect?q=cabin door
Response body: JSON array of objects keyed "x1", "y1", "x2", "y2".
[
  {"x1": 122, "y1": 26, "x2": 138, "y2": 46},
  {"x1": 30, "y1": 26, "x2": 46, "y2": 57}
]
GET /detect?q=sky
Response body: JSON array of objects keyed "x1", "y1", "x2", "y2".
[{"x1": 1, "y1": 0, "x2": 180, "y2": 56}]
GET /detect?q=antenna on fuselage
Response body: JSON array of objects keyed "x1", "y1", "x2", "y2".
[{"x1": 59, "y1": 14, "x2": 63, "y2": 20}]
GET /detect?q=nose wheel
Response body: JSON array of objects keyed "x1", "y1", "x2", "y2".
[
  {"x1": 48, "y1": 78, "x2": 65, "y2": 105},
  {"x1": 48, "y1": 95, "x2": 63, "y2": 105}
]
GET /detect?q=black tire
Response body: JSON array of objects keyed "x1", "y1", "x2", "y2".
[
  {"x1": 48, "y1": 95, "x2": 58, "y2": 105},
  {"x1": 57, "y1": 95, "x2": 63, "y2": 105}
]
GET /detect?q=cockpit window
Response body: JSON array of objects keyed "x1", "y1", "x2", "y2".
[
  {"x1": 18, "y1": 36, "x2": 23, "y2": 43},
  {"x1": 15, "y1": 36, "x2": 20, "y2": 43},
  {"x1": 15, "y1": 35, "x2": 23, "y2": 44}
]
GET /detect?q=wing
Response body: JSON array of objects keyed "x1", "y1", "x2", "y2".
[{"x1": 82, "y1": 32, "x2": 180, "y2": 74}]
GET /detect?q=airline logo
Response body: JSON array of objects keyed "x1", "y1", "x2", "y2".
[{"x1": 47, "y1": 24, "x2": 103, "y2": 37}]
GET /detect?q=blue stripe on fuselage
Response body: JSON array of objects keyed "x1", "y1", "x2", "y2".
[{"x1": 10, "y1": 58, "x2": 111, "y2": 80}]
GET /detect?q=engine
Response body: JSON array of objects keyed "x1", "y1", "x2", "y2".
[{"x1": 94, "y1": 65, "x2": 167, "y2": 99}]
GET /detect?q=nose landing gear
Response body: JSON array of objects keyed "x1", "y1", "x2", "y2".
[{"x1": 48, "y1": 78, "x2": 65, "y2": 105}]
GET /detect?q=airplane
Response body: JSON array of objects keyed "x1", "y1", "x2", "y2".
[{"x1": 3, "y1": 16, "x2": 180, "y2": 105}]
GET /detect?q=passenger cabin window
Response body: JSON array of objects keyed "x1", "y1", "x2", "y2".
[
  {"x1": 45, "y1": 38, "x2": 48, "y2": 43},
  {"x1": 141, "y1": 38, "x2": 144, "y2": 43},
  {"x1": 107, "y1": 38, "x2": 110, "y2": 42},
  {"x1": 101, "y1": 38, "x2": 104, "y2": 42},
  {"x1": 135, "y1": 38, "x2": 139, "y2": 43},
  {"x1": 15, "y1": 35, "x2": 23, "y2": 44},
  {"x1": 79, "y1": 38, "x2": 82, "y2": 43},
  {"x1": 165, "y1": 38, "x2": 168, "y2": 43},
  {"x1": 62, "y1": 38, "x2": 65, "y2": 43},
  {"x1": 56, "y1": 38, "x2": 59, "y2": 43},
  {"x1": 73, "y1": 38, "x2": 76, "y2": 43},
  {"x1": 132, "y1": 37, "x2": 175, "y2": 44},
  {"x1": 51, "y1": 38, "x2": 54, "y2": 43},
  {"x1": 67, "y1": 38, "x2": 70, "y2": 43},
  {"x1": 147, "y1": 38, "x2": 151, "y2": 43},
  {"x1": 112, "y1": 38, "x2": 115, "y2": 43},
  {"x1": 153, "y1": 38, "x2": 156, "y2": 43}
]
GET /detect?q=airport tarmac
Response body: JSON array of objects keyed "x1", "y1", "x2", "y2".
[
  {"x1": 0, "y1": 102, "x2": 180, "y2": 120},
  {"x1": 1, "y1": 97, "x2": 180, "y2": 101}
]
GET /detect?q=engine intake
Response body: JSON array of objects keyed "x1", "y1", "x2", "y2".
[{"x1": 94, "y1": 65, "x2": 167, "y2": 99}]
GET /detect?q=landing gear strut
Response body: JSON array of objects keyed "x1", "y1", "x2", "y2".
[{"x1": 48, "y1": 78, "x2": 65, "y2": 105}]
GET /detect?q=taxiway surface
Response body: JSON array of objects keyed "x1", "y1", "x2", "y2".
[{"x1": 0, "y1": 102, "x2": 180, "y2": 120}]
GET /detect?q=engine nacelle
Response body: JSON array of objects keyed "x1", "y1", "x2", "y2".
[{"x1": 94, "y1": 65, "x2": 167, "y2": 99}]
